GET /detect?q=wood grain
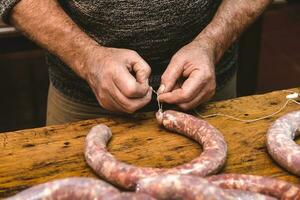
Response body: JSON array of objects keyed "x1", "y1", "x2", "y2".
[{"x1": 1, "y1": 89, "x2": 300, "y2": 197}]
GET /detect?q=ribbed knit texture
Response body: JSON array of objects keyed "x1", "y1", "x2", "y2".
[
  {"x1": 0, "y1": 0, "x2": 21, "y2": 23},
  {"x1": 1, "y1": 0, "x2": 238, "y2": 107}
]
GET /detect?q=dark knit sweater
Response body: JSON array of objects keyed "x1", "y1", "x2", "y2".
[{"x1": 1, "y1": 0, "x2": 238, "y2": 108}]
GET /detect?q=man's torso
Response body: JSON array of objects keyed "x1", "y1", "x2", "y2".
[{"x1": 48, "y1": 0, "x2": 237, "y2": 105}]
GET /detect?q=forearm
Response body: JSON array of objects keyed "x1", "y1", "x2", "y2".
[
  {"x1": 195, "y1": 0, "x2": 272, "y2": 62},
  {"x1": 10, "y1": 0, "x2": 101, "y2": 79}
]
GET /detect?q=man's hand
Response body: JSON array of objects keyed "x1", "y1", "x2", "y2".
[
  {"x1": 157, "y1": 0, "x2": 272, "y2": 111},
  {"x1": 85, "y1": 47, "x2": 152, "y2": 113},
  {"x1": 10, "y1": 0, "x2": 153, "y2": 113},
  {"x1": 158, "y1": 39, "x2": 216, "y2": 110}
]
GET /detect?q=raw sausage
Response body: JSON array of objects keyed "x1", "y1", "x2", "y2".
[
  {"x1": 110, "y1": 193, "x2": 155, "y2": 200},
  {"x1": 85, "y1": 110, "x2": 227, "y2": 189},
  {"x1": 155, "y1": 110, "x2": 227, "y2": 175},
  {"x1": 5, "y1": 177, "x2": 155, "y2": 200},
  {"x1": 207, "y1": 173, "x2": 300, "y2": 200},
  {"x1": 136, "y1": 174, "x2": 275, "y2": 200},
  {"x1": 266, "y1": 110, "x2": 300, "y2": 176}
]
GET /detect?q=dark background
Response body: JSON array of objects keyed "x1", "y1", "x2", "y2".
[{"x1": 0, "y1": 1, "x2": 299, "y2": 132}]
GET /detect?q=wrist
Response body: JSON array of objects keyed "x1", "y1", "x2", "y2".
[
  {"x1": 193, "y1": 24, "x2": 231, "y2": 64},
  {"x1": 192, "y1": 34, "x2": 220, "y2": 65},
  {"x1": 71, "y1": 40, "x2": 106, "y2": 80}
]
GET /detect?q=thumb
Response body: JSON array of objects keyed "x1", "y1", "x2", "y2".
[{"x1": 158, "y1": 57, "x2": 183, "y2": 94}]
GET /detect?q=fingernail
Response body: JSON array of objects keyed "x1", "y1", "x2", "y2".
[{"x1": 158, "y1": 84, "x2": 165, "y2": 94}]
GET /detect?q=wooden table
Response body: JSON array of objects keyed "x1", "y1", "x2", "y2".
[{"x1": 1, "y1": 88, "x2": 300, "y2": 197}]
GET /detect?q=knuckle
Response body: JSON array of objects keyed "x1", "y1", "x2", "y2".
[
  {"x1": 181, "y1": 91, "x2": 191, "y2": 101},
  {"x1": 97, "y1": 96, "x2": 104, "y2": 104},
  {"x1": 98, "y1": 96, "x2": 108, "y2": 109},
  {"x1": 139, "y1": 68, "x2": 147, "y2": 76},
  {"x1": 102, "y1": 67, "x2": 113, "y2": 78},
  {"x1": 161, "y1": 74, "x2": 170, "y2": 83},
  {"x1": 208, "y1": 83, "x2": 216, "y2": 95},
  {"x1": 210, "y1": 85, "x2": 216, "y2": 93},
  {"x1": 128, "y1": 50, "x2": 138, "y2": 57},
  {"x1": 125, "y1": 105, "x2": 137, "y2": 113},
  {"x1": 101, "y1": 84, "x2": 110, "y2": 93},
  {"x1": 146, "y1": 93, "x2": 152, "y2": 102},
  {"x1": 171, "y1": 54, "x2": 180, "y2": 63},
  {"x1": 203, "y1": 74, "x2": 212, "y2": 83},
  {"x1": 124, "y1": 85, "x2": 138, "y2": 97},
  {"x1": 179, "y1": 104, "x2": 190, "y2": 111},
  {"x1": 208, "y1": 74, "x2": 215, "y2": 82},
  {"x1": 145, "y1": 65, "x2": 151, "y2": 75}
]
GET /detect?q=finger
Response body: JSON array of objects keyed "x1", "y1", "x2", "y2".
[
  {"x1": 114, "y1": 64, "x2": 149, "y2": 98},
  {"x1": 158, "y1": 73, "x2": 204, "y2": 104},
  {"x1": 112, "y1": 85, "x2": 152, "y2": 113},
  {"x1": 178, "y1": 86, "x2": 215, "y2": 110},
  {"x1": 158, "y1": 57, "x2": 184, "y2": 94},
  {"x1": 156, "y1": 82, "x2": 181, "y2": 103},
  {"x1": 131, "y1": 59, "x2": 151, "y2": 85},
  {"x1": 95, "y1": 91, "x2": 127, "y2": 113}
]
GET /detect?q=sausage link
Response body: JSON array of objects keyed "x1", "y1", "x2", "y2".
[
  {"x1": 156, "y1": 110, "x2": 227, "y2": 175},
  {"x1": 5, "y1": 177, "x2": 154, "y2": 200},
  {"x1": 85, "y1": 110, "x2": 227, "y2": 190},
  {"x1": 136, "y1": 175, "x2": 275, "y2": 200},
  {"x1": 266, "y1": 110, "x2": 300, "y2": 176},
  {"x1": 207, "y1": 173, "x2": 300, "y2": 200},
  {"x1": 224, "y1": 189, "x2": 275, "y2": 200},
  {"x1": 110, "y1": 193, "x2": 155, "y2": 200}
]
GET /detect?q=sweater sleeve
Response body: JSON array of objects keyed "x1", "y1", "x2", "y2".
[{"x1": 0, "y1": 0, "x2": 22, "y2": 24}]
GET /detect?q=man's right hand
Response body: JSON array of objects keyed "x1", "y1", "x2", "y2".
[
  {"x1": 83, "y1": 47, "x2": 152, "y2": 113},
  {"x1": 10, "y1": 0, "x2": 151, "y2": 113}
]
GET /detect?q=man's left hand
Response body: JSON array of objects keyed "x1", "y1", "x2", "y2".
[{"x1": 158, "y1": 39, "x2": 217, "y2": 110}]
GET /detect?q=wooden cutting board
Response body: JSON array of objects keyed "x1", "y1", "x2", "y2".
[{"x1": 0, "y1": 88, "x2": 300, "y2": 197}]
